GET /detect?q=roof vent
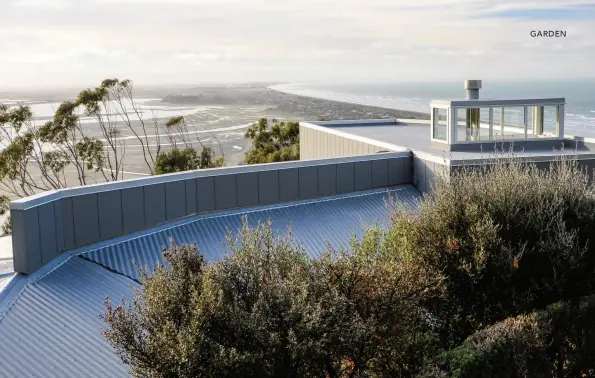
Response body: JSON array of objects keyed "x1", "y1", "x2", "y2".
[{"x1": 464, "y1": 80, "x2": 482, "y2": 100}]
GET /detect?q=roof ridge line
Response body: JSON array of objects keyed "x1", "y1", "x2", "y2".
[
  {"x1": 77, "y1": 255, "x2": 141, "y2": 284},
  {"x1": 0, "y1": 253, "x2": 74, "y2": 324},
  {"x1": 70, "y1": 186, "x2": 410, "y2": 259}
]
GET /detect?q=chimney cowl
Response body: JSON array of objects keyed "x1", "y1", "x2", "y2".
[{"x1": 464, "y1": 80, "x2": 482, "y2": 100}]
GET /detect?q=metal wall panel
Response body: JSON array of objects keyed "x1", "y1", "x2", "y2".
[
  {"x1": 73, "y1": 194, "x2": 100, "y2": 247},
  {"x1": 318, "y1": 131, "x2": 323, "y2": 158},
  {"x1": 25, "y1": 208, "x2": 42, "y2": 272},
  {"x1": 299, "y1": 127, "x2": 393, "y2": 160},
  {"x1": 98, "y1": 191, "x2": 123, "y2": 240},
  {"x1": 424, "y1": 160, "x2": 436, "y2": 192},
  {"x1": 279, "y1": 168, "x2": 299, "y2": 201},
  {"x1": 165, "y1": 181, "x2": 186, "y2": 221},
  {"x1": 388, "y1": 158, "x2": 402, "y2": 185},
  {"x1": 404, "y1": 156, "x2": 413, "y2": 182},
  {"x1": 61, "y1": 198, "x2": 76, "y2": 251},
  {"x1": 197, "y1": 177, "x2": 216, "y2": 212},
  {"x1": 361, "y1": 141, "x2": 368, "y2": 154},
  {"x1": 145, "y1": 184, "x2": 166, "y2": 227},
  {"x1": 185, "y1": 179, "x2": 198, "y2": 215},
  {"x1": 337, "y1": 163, "x2": 355, "y2": 194},
  {"x1": 299, "y1": 125, "x2": 310, "y2": 160},
  {"x1": 258, "y1": 170, "x2": 280, "y2": 205},
  {"x1": 10, "y1": 210, "x2": 27, "y2": 274},
  {"x1": 371, "y1": 159, "x2": 389, "y2": 188},
  {"x1": 54, "y1": 200, "x2": 64, "y2": 252},
  {"x1": 299, "y1": 166, "x2": 318, "y2": 199},
  {"x1": 237, "y1": 172, "x2": 259, "y2": 207},
  {"x1": 122, "y1": 187, "x2": 145, "y2": 234},
  {"x1": 38, "y1": 202, "x2": 58, "y2": 264},
  {"x1": 354, "y1": 161, "x2": 372, "y2": 190},
  {"x1": 414, "y1": 157, "x2": 426, "y2": 193},
  {"x1": 318, "y1": 165, "x2": 337, "y2": 196},
  {"x1": 330, "y1": 134, "x2": 337, "y2": 157},
  {"x1": 215, "y1": 175, "x2": 238, "y2": 210}
]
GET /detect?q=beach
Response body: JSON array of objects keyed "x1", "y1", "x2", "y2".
[{"x1": 0, "y1": 85, "x2": 429, "y2": 200}]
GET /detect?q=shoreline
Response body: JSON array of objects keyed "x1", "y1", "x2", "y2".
[
  {"x1": 268, "y1": 84, "x2": 431, "y2": 120},
  {"x1": 0, "y1": 85, "x2": 431, "y2": 199},
  {"x1": 267, "y1": 88, "x2": 430, "y2": 121}
]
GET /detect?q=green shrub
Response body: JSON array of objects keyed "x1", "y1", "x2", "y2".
[
  {"x1": 154, "y1": 147, "x2": 224, "y2": 175},
  {"x1": 421, "y1": 295, "x2": 595, "y2": 378},
  {"x1": 421, "y1": 312, "x2": 550, "y2": 378},
  {"x1": 390, "y1": 157, "x2": 595, "y2": 345},
  {"x1": 103, "y1": 241, "x2": 213, "y2": 377},
  {"x1": 243, "y1": 118, "x2": 299, "y2": 164},
  {"x1": 305, "y1": 227, "x2": 442, "y2": 377},
  {"x1": 103, "y1": 221, "x2": 440, "y2": 377},
  {"x1": 546, "y1": 296, "x2": 595, "y2": 377}
]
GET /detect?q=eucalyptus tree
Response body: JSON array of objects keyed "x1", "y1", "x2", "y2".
[{"x1": 0, "y1": 78, "x2": 225, "y2": 203}]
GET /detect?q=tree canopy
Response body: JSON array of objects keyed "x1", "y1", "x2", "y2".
[
  {"x1": 154, "y1": 147, "x2": 224, "y2": 175},
  {"x1": 0, "y1": 78, "x2": 225, "y2": 233},
  {"x1": 243, "y1": 118, "x2": 299, "y2": 164}
]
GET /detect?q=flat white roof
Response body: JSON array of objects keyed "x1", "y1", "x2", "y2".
[
  {"x1": 305, "y1": 119, "x2": 595, "y2": 163},
  {"x1": 431, "y1": 98, "x2": 565, "y2": 107}
]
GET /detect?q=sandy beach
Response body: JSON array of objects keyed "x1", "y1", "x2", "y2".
[{"x1": 0, "y1": 85, "x2": 430, "y2": 200}]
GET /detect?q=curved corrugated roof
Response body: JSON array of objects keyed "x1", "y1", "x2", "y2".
[
  {"x1": 0, "y1": 257, "x2": 136, "y2": 377},
  {"x1": 0, "y1": 185, "x2": 420, "y2": 377},
  {"x1": 83, "y1": 186, "x2": 420, "y2": 281}
]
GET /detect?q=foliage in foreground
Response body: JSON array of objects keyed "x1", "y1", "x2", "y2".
[
  {"x1": 422, "y1": 295, "x2": 595, "y2": 377},
  {"x1": 391, "y1": 157, "x2": 595, "y2": 347},
  {"x1": 104, "y1": 156, "x2": 595, "y2": 377},
  {"x1": 243, "y1": 118, "x2": 299, "y2": 164},
  {"x1": 104, "y1": 221, "x2": 440, "y2": 377}
]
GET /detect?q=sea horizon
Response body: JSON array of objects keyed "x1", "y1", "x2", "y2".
[{"x1": 271, "y1": 79, "x2": 595, "y2": 136}]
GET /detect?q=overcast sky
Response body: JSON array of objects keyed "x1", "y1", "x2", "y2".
[{"x1": 1, "y1": 0, "x2": 595, "y2": 89}]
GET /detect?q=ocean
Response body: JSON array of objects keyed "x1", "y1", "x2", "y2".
[{"x1": 271, "y1": 80, "x2": 595, "y2": 137}]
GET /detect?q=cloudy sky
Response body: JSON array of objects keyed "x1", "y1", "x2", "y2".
[{"x1": 1, "y1": 0, "x2": 595, "y2": 89}]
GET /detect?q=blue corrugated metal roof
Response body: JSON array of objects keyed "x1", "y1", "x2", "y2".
[
  {"x1": 83, "y1": 186, "x2": 420, "y2": 281},
  {"x1": 0, "y1": 257, "x2": 136, "y2": 377},
  {"x1": 0, "y1": 236, "x2": 13, "y2": 289},
  {"x1": 0, "y1": 274, "x2": 12, "y2": 291},
  {"x1": 0, "y1": 185, "x2": 420, "y2": 377}
]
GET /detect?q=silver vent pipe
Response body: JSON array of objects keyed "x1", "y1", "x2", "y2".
[{"x1": 464, "y1": 80, "x2": 482, "y2": 100}]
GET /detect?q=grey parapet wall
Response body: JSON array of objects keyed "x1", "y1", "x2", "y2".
[
  {"x1": 412, "y1": 150, "x2": 595, "y2": 195},
  {"x1": 450, "y1": 154, "x2": 595, "y2": 177},
  {"x1": 412, "y1": 152, "x2": 450, "y2": 194},
  {"x1": 10, "y1": 152, "x2": 414, "y2": 274}
]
